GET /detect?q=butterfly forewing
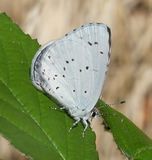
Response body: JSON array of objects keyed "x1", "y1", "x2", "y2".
[{"x1": 31, "y1": 23, "x2": 111, "y2": 120}]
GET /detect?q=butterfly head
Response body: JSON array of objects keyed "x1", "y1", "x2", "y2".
[{"x1": 90, "y1": 107, "x2": 100, "y2": 119}]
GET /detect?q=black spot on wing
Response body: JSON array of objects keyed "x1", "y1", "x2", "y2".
[
  {"x1": 86, "y1": 66, "x2": 89, "y2": 70},
  {"x1": 88, "y1": 41, "x2": 92, "y2": 46},
  {"x1": 100, "y1": 51, "x2": 103, "y2": 54},
  {"x1": 94, "y1": 42, "x2": 98, "y2": 45},
  {"x1": 56, "y1": 86, "x2": 59, "y2": 90}
]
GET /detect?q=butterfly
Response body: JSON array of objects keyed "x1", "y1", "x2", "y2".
[{"x1": 31, "y1": 23, "x2": 111, "y2": 135}]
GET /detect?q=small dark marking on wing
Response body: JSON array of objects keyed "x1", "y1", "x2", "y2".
[
  {"x1": 94, "y1": 42, "x2": 98, "y2": 45},
  {"x1": 73, "y1": 29, "x2": 76, "y2": 31},
  {"x1": 56, "y1": 86, "x2": 59, "y2": 90},
  {"x1": 88, "y1": 41, "x2": 92, "y2": 46},
  {"x1": 100, "y1": 51, "x2": 103, "y2": 54},
  {"x1": 55, "y1": 74, "x2": 58, "y2": 77},
  {"x1": 48, "y1": 56, "x2": 51, "y2": 59},
  {"x1": 62, "y1": 75, "x2": 65, "y2": 78},
  {"x1": 84, "y1": 91, "x2": 87, "y2": 93},
  {"x1": 63, "y1": 67, "x2": 66, "y2": 71},
  {"x1": 86, "y1": 66, "x2": 89, "y2": 70},
  {"x1": 65, "y1": 33, "x2": 68, "y2": 36},
  {"x1": 71, "y1": 58, "x2": 74, "y2": 61},
  {"x1": 79, "y1": 69, "x2": 82, "y2": 72},
  {"x1": 66, "y1": 60, "x2": 69, "y2": 64},
  {"x1": 73, "y1": 90, "x2": 75, "y2": 92}
]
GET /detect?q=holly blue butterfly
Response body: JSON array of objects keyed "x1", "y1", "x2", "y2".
[{"x1": 31, "y1": 23, "x2": 111, "y2": 135}]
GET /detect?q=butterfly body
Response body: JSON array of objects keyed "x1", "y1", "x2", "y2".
[{"x1": 31, "y1": 23, "x2": 111, "y2": 133}]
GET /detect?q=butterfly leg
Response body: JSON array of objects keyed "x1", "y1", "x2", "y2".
[
  {"x1": 69, "y1": 118, "x2": 80, "y2": 132},
  {"x1": 50, "y1": 105, "x2": 65, "y2": 111},
  {"x1": 82, "y1": 119, "x2": 88, "y2": 137},
  {"x1": 60, "y1": 106, "x2": 66, "y2": 110}
]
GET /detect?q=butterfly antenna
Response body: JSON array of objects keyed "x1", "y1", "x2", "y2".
[{"x1": 109, "y1": 100, "x2": 126, "y2": 106}]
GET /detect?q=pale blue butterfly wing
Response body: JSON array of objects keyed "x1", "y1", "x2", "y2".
[{"x1": 31, "y1": 23, "x2": 111, "y2": 132}]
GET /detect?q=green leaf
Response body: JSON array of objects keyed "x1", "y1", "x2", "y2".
[
  {"x1": 0, "y1": 13, "x2": 98, "y2": 160},
  {"x1": 97, "y1": 100, "x2": 152, "y2": 160}
]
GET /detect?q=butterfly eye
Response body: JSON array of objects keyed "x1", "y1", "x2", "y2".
[{"x1": 91, "y1": 111, "x2": 96, "y2": 117}]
